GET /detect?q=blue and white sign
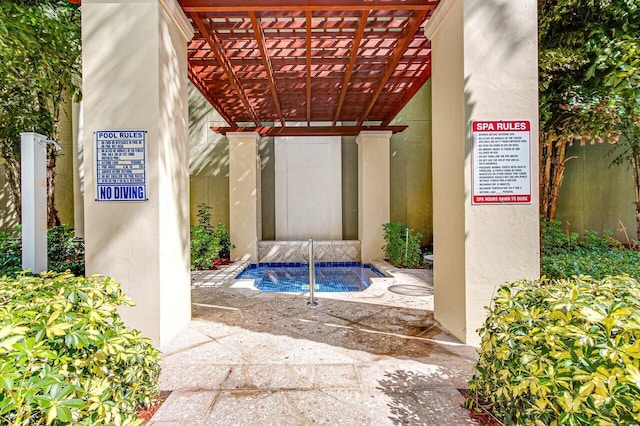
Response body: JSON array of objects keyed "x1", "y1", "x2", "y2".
[{"x1": 95, "y1": 130, "x2": 147, "y2": 202}]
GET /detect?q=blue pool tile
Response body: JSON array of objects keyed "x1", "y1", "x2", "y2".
[{"x1": 235, "y1": 263, "x2": 382, "y2": 293}]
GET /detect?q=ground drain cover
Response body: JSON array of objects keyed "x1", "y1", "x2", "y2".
[{"x1": 387, "y1": 285, "x2": 433, "y2": 296}]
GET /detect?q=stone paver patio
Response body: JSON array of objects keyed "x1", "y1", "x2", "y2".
[{"x1": 150, "y1": 263, "x2": 479, "y2": 425}]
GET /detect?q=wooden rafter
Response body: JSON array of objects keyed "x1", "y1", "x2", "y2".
[
  {"x1": 249, "y1": 11, "x2": 286, "y2": 126},
  {"x1": 191, "y1": 13, "x2": 261, "y2": 125},
  {"x1": 211, "y1": 125, "x2": 408, "y2": 137},
  {"x1": 188, "y1": 68, "x2": 236, "y2": 126},
  {"x1": 305, "y1": 11, "x2": 312, "y2": 125},
  {"x1": 381, "y1": 62, "x2": 431, "y2": 126},
  {"x1": 180, "y1": 0, "x2": 440, "y2": 12},
  {"x1": 332, "y1": 10, "x2": 368, "y2": 126},
  {"x1": 357, "y1": 10, "x2": 428, "y2": 125}
]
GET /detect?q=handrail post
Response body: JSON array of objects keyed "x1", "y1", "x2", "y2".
[{"x1": 307, "y1": 238, "x2": 317, "y2": 306}]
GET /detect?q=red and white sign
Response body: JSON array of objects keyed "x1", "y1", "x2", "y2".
[{"x1": 472, "y1": 120, "x2": 531, "y2": 204}]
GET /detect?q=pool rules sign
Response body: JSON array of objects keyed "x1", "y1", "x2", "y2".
[
  {"x1": 95, "y1": 130, "x2": 147, "y2": 202},
  {"x1": 472, "y1": 120, "x2": 532, "y2": 204}
]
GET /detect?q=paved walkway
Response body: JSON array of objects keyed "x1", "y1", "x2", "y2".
[{"x1": 150, "y1": 263, "x2": 479, "y2": 425}]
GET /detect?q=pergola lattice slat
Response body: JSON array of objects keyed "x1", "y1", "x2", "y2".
[{"x1": 126, "y1": 0, "x2": 438, "y2": 134}]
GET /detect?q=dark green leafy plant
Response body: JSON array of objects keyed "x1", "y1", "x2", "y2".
[
  {"x1": 213, "y1": 221, "x2": 234, "y2": 260},
  {"x1": 190, "y1": 204, "x2": 233, "y2": 270},
  {"x1": 0, "y1": 224, "x2": 84, "y2": 277},
  {"x1": 382, "y1": 222, "x2": 423, "y2": 268},
  {"x1": 47, "y1": 223, "x2": 84, "y2": 276},
  {"x1": 0, "y1": 272, "x2": 161, "y2": 425},
  {"x1": 190, "y1": 225, "x2": 220, "y2": 270},
  {"x1": 0, "y1": 225, "x2": 21, "y2": 277},
  {"x1": 467, "y1": 275, "x2": 640, "y2": 425},
  {"x1": 541, "y1": 221, "x2": 640, "y2": 279}
]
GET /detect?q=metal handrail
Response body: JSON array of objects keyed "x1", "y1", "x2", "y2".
[{"x1": 307, "y1": 238, "x2": 317, "y2": 306}]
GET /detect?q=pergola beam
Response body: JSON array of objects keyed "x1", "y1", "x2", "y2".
[
  {"x1": 381, "y1": 62, "x2": 432, "y2": 127},
  {"x1": 249, "y1": 11, "x2": 286, "y2": 126},
  {"x1": 180, "y1": 0, "x2": 439, "y2": 12},
  {"x1": 305, "y1": 11, "x2": 312, "y2": 125},
  {"x1": 332, "y1": 11, "x2": 368, "y2": 126},
  {"x1": 188, "y1": 68, "x2": 236, "y2": 126},
  {"x1": 357, "y1": 10, "x2": 428, "y2": 125},
  {"x1": 191, "y1": 13, "x2": 261, "y2": 126},
  {"x1": 211, "y1": 125, "x2": 407, "y2": 137}
]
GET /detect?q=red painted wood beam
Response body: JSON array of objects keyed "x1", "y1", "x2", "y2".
[
  {"x1": 249, "y1": 11, "x2": 286, "y2": 126},
  {"x1": 332, "y1": 10, "x2": 368, "y2": 126},
  {"x1": 188, "y1": 67, "x2": 236, "y2": 126},
  {"x1": 381, "y1": 61, "x2": 432, "y2": 127},
  {"x1": 180, "y1": 0, "x2": 440, "y2": 12},
  {"x1": 357, "y1": 10, "x2": 428, "y2": 126},
  {"x1": 191, "y1": 13, "x2": 261, "y2": 126},
  {"x1": 211, "y1": 125, "x2": 407, "y2": 137},
  {"x1": 305, "y1": 10, "x2": 312, "y2": 125}
]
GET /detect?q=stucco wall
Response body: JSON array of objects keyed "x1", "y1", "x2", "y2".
[
  {"x1": 340, "y1": 82, "x2": 433, "y2": 245},
  {"x1": 389, "y1": 80, "x2": 433, "y2": 245},
  {"x1": 556, "y1": 141, "x2": 637, "y2": 240}
]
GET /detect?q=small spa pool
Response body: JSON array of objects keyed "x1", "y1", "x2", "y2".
[{"x1": 236, "y1": 262, "x2": 384, "y2": 293}]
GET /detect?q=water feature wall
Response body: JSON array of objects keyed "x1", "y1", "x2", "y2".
[{"x1": 258, "y1": 240, "x2": 360, "y2": 263}]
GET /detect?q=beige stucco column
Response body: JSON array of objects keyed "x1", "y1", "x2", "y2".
[
  {"x1": 426, "y1": 0, "x2": 540, "y2": 345},
  {"x1": 228, "y1": 132, "x2": 261, "y2": 262},
  {"x1": 357, "y1": 131, "x2": 391, "y2": 263},
  {"x1": 82, "y1": 0, "x2": 193, "y2": 347}
]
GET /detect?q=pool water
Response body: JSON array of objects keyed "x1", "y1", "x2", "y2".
[{"x1": 236, "y1": 262, "x2": 384, "y2": 293}]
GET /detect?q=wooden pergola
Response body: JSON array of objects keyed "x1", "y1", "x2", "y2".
[
  {"x1": 182, "y1": 0, "x2": 440, "y2": 136},
  {"x1": 69, "y1": 0, "x2": 440, "y2": 136}
]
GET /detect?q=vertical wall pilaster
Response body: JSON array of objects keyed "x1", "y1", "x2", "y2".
[
  {"x1": 228, "y1": 132, "x2": 261, "y2": 262},
  {"x1": 427, "y1": 0, "x2": 540, "y2": 345},
  {"x1": 82, "y1": 0, "x2": 193, "y2": 347},
  {"x1": 357, "y1": 131, "x2": 391, "y2": 262}
]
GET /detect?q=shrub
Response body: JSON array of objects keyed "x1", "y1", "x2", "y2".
[
  {"x1": 0, "y1": 272, "x2": 161, "y2": 425},
  {"x1": 190, "y1": 204, "x2": 233, "y2": 270},
  {"x1": 0, "y1": 226, "x2": 21, "y2": 277},
  {"x1": 47, "y1": 224, "x2": 85, "y2": 276},
  {"x1": 467, "y1": 275, "x2": 640, "y2": 425},
  {"x1": 382, "y1": 222, "x2": 423, "y2": 268},
  {"x1": 190, "y1": 225, "x2": 220, "y2": 270},
  {"x1": 541, "y1": 221, "x2": 640, "y2": 279},
  {"x1": 213, "y1": 221, "x2": 234, "y2": 260},
  {"x1": 0, "y1": 225, "x2": 85, "y2": 278},
  {"x1": 541, "y1": 220, "x2": 579, "y2": 256}
]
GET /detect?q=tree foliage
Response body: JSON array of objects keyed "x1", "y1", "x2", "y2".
[
  {"x1": 0, "y1": 0, "x2": 81, "y2": 227},
  {"x1": 539, "y1": 0, "x2": 639, "y2": 221}
]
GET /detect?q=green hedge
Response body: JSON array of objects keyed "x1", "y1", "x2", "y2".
[
  {"x1": 541, "y1": 221, "x2": 640, "y2": 279},
  {"x1": 467, "y1": 275, "x2": 640, "y2": 425},
  {"x1": 0, "y1": 224, "x2": 84, "y2": 278},
  {"x1": 0, "y1": 272, "x2": 160, "y2": 425}
]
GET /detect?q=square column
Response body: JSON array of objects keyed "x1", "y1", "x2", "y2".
[
  {"x1": 82, "y1": 0, "x2": 193, "y2": 347},
  {"x1": 357, "y1": 131, "x2": 391, "y2": 262},
  {"x1": 426, "y1": 0, "x2": 540, "y2": 345},
  {"x1": 228, "y1": 132, "x2": 261, "y2": 263},
  {"x1": 21, "y1": 132, "x2": 48, "y2": 273}
]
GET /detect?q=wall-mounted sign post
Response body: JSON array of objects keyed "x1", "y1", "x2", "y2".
[
  {"x1": 21, "y1": 132, "x2": 48, "y2": 273},
  {"x1": 95, "y1": 130, "x2": 147, "y2": 202},
  {"x1": 472, "y1": 120, "x2": 531, "y2": 204}
]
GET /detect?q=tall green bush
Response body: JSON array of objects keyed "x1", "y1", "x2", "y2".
[
  {"x1": 382, "y1": 222, "x2": 423, "y2": 268},
  {"x1": 190, "y1": 204, "x2": 233, "y2": 270},
  {"x1": 0, "y1": 272, "x2": 161, "y2": 425},
  {"x1": 468, "y1": 275, "x2": 640, "y2": 425}
]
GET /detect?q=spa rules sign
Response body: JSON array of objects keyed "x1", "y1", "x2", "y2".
[{"x1": 472, "y1": 120, "x2": 531, "y2": 204}]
